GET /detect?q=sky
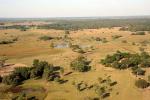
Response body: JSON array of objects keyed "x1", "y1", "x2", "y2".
[{"x1": 0, "y1": 0, "x2": 150, "y2": 18}]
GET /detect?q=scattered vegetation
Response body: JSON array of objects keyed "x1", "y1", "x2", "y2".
[
  {"x1": 0, "y1": 37, "x2": 18, "y2": 45},
  {"x1": 70, "y1": 45, "x2": 85, "y2": 53},
  {"x1": 94, "y1": 76, "x2": 117, "y2": 99}
]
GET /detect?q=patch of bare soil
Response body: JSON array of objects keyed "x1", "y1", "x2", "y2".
[
  {"x1": 4, "y1": 86, "x2": 46, "y2": 93},
  {"x1": 0, "y1": 63, "x2": 27, "y2": 76},
  {"x1": 142, "y1": 88, "x2": 150, "y2": 100}
]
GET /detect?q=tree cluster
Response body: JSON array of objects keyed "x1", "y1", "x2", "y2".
[
  {"x1": 101, "y1": 51, "x2": 150, "y2": 75},
  {"x1": 70, "y1": 56, "x2": 91, "y2": 72},
  {"x1": 1, "y1": 59, "x2": 63, "y2": 86}
]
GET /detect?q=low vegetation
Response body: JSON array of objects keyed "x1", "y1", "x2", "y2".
[
  {"x1": 131, "y1": 31, "x2": 145, "y2": 35},
  {"x1": 112, "y1": 35, "x2": 122, "y2": 40},
  {"x1": 39, "y1": 36, "x2": 53, "y2": 41}
]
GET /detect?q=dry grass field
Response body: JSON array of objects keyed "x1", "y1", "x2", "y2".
[{"x1": 0, "y1": 27, "x2": 150, "y2": 100}]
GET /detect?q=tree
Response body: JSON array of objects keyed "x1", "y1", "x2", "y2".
[
  {"x1": 70, "y1": 56, "x2": 91, "y2": 72},
  {"x1": 42, "y1": 64, "x2": 54, "y2": 80},
  {"x1": 14, "y1": 67, "x2": 31, "y2": 80}
]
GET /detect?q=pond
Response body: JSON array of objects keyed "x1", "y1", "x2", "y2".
[{"x1": 54, "y1": 43, "x2": 69, "y2": 48}]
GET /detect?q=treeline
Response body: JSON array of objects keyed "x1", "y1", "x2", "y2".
[
  {"x1": 0, "y1": 25, "x2": 30, "y2": 31},
  {"x1": 37, "y1": 19, "x2": 150, "y2": 31},
  {"x1": 1, "y1": 18, "x2": 150, "y2": 31}
]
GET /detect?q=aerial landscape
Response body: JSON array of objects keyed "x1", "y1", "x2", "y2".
[{"x1": 0, "y1": 0, "x2": 150, "y2": 100}]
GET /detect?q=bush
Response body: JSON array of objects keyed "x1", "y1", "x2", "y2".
[
  {"x1": 135, "y1": 79, "x2": 149, "y2": 89},
  {"x1": 132, "y1": 31, "x2": 145, "y2": 35},
  {"x1": 148, "y1": 75, "x2": 150, "y2": 82},
  {"x1": 39, "y1": 36, "x2": 53, "y2": 41},
  {"x1": 112, "y1": 35, "x2": 122, "y2": 40},
  {"x1": 0, "y1": 75, "x2": 2, "y2": 82},
  {"x1": 0, "y1": 40, "x2": 14, "y2": 45},
  {"x1": 122, "y1": 40, "x2": 127, "y2": 43},
  {"x1": 2, "y1": 73, "x2": 22, "y2": 86},
  {"x1": 65, "y1": 30, "x2": 70, "y2": 34},
  {"x1": 132, "y1": 67, "x2": 145, "y2": 75},
  {"x1": 70, "y1": 56, "x2": 91, "y2": 72}
]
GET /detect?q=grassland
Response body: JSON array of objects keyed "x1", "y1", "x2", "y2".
[{"x1": 0, "y1": 27, "x2": 150, "y2": 100}]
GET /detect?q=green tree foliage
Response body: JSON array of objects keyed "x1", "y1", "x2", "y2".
[
  {"x1": 36, "y1": 19, "x2": 150, "y2": 31},
  {"x1": 42, "y1": 64, "x2": 54, "y2": 80},
  {"x1": 2, "y1": 59, "x2": 63, "y2": 86},
  {"x1": 5, "y1": 67, "x2": 31, "y2": 85},
  {"x1": 101, "y1": 51, "x2": 150, "y2": 76},
  {"x1": 70, "y1": 56, "x2": 91, "y2": 72}
]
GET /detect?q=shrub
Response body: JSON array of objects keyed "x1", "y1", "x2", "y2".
[
  {"x1": 70, "y1": 56, "x2": 91, "y2": 72},
  {"x1": 0, "y1": 40, "x2": 14, "y2": 45},
  {"x1": 0, "y1": 57, "x2": 8, "y2": 67},
  {"x1": 132, "y1": 31, "x2": 145, "y2": 35},
  {"x1": 132, "y1": 67, "x2": 145, "y2": 75},
  {"x1": 122, "y1": 40, "x2": 127, "y2": 43},
  {"x1": 0, "y1": 75, "x2": 2, "y2": 82},
  {"x1": 101, "y1": 38, "x2": 108, "y2": 43},
  {"x1": 65, "y1": 30, "x2": 70, "y2": 34},
  {"x1": 148, "y1": 75, "x2": 150, "y2": 82},
  {"x1": 60, "y1": 67, "x2": 64, "y2": 74},
  {"x1": 132, "y1": 42, "x2": 136, "y2": 45},
  {"x1": 112, "y1": 35, "x2": 122, "y2": 40},
  {"x1": 135, "y1": 79, "x2": 149, "y2": 89},
  {"x1": 2, "y1": 73, "x2": 22, "y2": 86},
  {"x1": 39, "y1": 36, "x2": 53, "y2": 41}
]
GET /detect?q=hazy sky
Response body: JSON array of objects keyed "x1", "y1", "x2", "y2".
[{"x1": 0, "y1": 0, "x2": 150, "y2": 18}]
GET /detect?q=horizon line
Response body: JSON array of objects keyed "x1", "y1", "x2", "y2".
[{"x1": 0, "y1": 15, "x2": 150, "y2": 19}]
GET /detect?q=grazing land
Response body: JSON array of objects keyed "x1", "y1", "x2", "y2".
[{"x1": 0, "y1": 18, "x2": 150, "y2": 100}]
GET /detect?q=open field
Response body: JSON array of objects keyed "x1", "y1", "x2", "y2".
[{"x1": 0, "y1": 26, "x2": 150, "y2": 100}]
